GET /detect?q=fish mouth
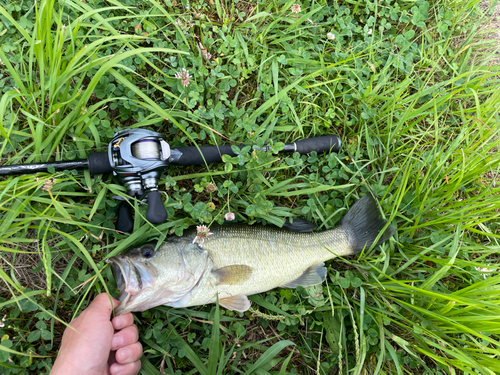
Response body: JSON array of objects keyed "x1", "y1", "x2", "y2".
[
  {"x1": 107, "y1": 255, "x2": 157, "y2": 314},
  {"x1": 109, "y1": 257, "x2": 142, "y2": 302}
]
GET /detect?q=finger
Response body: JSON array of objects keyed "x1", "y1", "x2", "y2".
[
  {"x1": 110, "y1": 360, "x2": 141, "y2": 375},
  {"x1": 86, "y1": 293, "x2": 120, "y2": 317},
  {"x1": 111, "y1": 325, "x2": 139, "y2": 351},
  {"x1": 112, "y1": 312, "x2": 134, "y2": 330},
  {"x1": 115, "y1": 342, "x2": 143, "y2": 364},
  {"x1": 69, "y1": 293, "x2": 120, "y2": 329}
]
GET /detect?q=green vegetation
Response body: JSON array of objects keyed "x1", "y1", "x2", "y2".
[{"x1": 0, "y1": 0, "x2": 499, "y2": 373}]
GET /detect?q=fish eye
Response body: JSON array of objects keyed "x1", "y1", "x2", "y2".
[{"x1": 142, "y1": 246, "x2": 154, "y2": 258}]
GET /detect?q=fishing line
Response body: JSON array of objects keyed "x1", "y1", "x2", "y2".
[{"x1": 131, "y1": 139, "x2": 161, "y2": 160}]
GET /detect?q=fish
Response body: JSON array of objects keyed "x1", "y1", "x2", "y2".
[{"x1": 108, "y1": 194, "x2": 395, "y2": 315}]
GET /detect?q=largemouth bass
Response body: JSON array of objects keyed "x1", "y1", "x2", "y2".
[{"x1": 109, "y1": 194, "x2": 394, "y2": 315}]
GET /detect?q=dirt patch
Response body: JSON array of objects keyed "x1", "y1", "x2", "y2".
[
  {"x1": 1, "y1": 252, "x2": 46, "y2": 294},
  {"x1": 0, "y1": 241, "x2": 81, "y2": 296},
  {"x1": 479, "y1": 0, "x2": 500, "y2": 65}
]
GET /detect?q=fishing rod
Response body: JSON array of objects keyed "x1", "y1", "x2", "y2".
[{"x1": 0, "y1": 129, "x2": 341, "y2": 232}]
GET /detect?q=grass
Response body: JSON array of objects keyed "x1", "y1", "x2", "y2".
[{"x1": 0, "y1": 0, "x2": 499, "y2": 373}]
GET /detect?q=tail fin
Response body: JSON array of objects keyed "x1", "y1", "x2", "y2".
[{"x1": 341, "y1": 194, "x2": 395, "y2": 252}]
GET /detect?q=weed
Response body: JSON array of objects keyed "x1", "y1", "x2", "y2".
[{"x1": 0, "y1": 0, "x2": 499, "y2": 373}]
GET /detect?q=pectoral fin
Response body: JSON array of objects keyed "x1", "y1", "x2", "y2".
[
  {"x1": 280, "y1": 262, "x2": 327, "y2": 288},
  {"x1": 220, "y1": 295, "x2": 251, "y2": 312},
  {"x1": 213, "y1": 265, "x2": 252, "y2": 285}
]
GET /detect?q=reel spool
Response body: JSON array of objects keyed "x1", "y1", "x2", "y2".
[{"x1": 131, "y1": 139, "x2": 162, "y2": 160}]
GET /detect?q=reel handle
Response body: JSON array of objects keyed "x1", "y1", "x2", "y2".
[
  {"x1": 115, "y1": 191, "x2": 168, "y2": 232},
  {"x1": 146, "y1": 190, "x2": 168, "y2": 224},
  {"x1": 116, "y1": 203, "x2": 134, "y2": 233}
]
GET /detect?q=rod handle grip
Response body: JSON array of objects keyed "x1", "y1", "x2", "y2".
[
  {"x1": 170, "y1": 145, "x2": 238, "y2": 166},
  {"x1": 87, "y1": 152, "x2": 113, "y2": 175},
  {"x1": 294, "y1": 135, "x2": 341, "y2": 154}
]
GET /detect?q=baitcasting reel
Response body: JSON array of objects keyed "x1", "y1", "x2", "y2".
[
  {"x1": 0, "y1": 128, "x2": 342, "y2": 233},
  {"x1": 109, "y1": 129, "x2": 172, "y2": 232}
]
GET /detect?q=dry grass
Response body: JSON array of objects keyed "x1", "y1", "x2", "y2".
[
  {"x1": 479, "y1": 0, "x2": 500, "y2": 64},
  {"x1": 0, "y1": 241, "x2": 81, "y2": 295}
]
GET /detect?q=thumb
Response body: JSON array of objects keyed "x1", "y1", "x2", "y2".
[{"x1": 85, "y1": 293, "x2": 121, "y2": 318}]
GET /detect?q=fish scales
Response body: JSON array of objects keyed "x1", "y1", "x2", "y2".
[
  {"x1": 183, "y1": 225, "x2": 353, "y2": 307},
  {"x1": 109, "y1": 194, "x2": 395, "y2": 315}
]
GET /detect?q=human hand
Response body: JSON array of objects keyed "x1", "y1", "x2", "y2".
[{"x1": 51, "y1": 293, "x2": 142, "y2": 375}]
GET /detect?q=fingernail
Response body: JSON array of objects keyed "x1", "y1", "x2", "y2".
[
  {"x1": 118, "y1": 348, "x2": 131, "y2": 362},
  {"x1": 112, "y1": 335, "x2": 123, "y2": 349},
  {"x1": 113, "y1": 316, "x2": 125, "y2": 328}
]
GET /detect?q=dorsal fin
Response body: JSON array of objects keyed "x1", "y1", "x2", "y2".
[
  {"x1": 282, "y1": 218, "x2": 317, "y2": 232},
  {"x1": 220, "y1": 295, "x2": 251, "y2": 312},
  {"x1": 280, "y1": 262, "x2": 326, "y2": 288},
  {"x1": 213, "y1": 265, "x2": 252, "y2": 285}
]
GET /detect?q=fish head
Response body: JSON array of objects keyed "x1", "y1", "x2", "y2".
[{"x1": 108, "y1": 241, "x2": 210, "y2": 315}]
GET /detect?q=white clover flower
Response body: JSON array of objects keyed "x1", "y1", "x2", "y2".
[
  {"x1": 225, "y1": 212, "x2": 235, "y2": 221},
  {"x1": 368, "y1": 28, "x2": 373, "y2": 35},
  {"x1": 198, "y1": 42, "x2": 212, "y2": 61},
  {"x1": 205, "y1": 182, "x2": 217, "y2": 193},
  {"x1": 41, "y1": 179, "x2": 54, "y2": 192},
  {"x1": 291, "y1": 4, "x2": 301, "y2": 13},
  {"x1": 475, "y1": 266, "x2": 494, "y2": 279},
  {"x1": 175, "y1": 68, "x2": 192, "y2": 87},
  {"x1": 327, "y1": 32, "x2": 335, "y2": 40},
  {"x1": 193, "y1": 225, "x2": 212, "y2": 245}
]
